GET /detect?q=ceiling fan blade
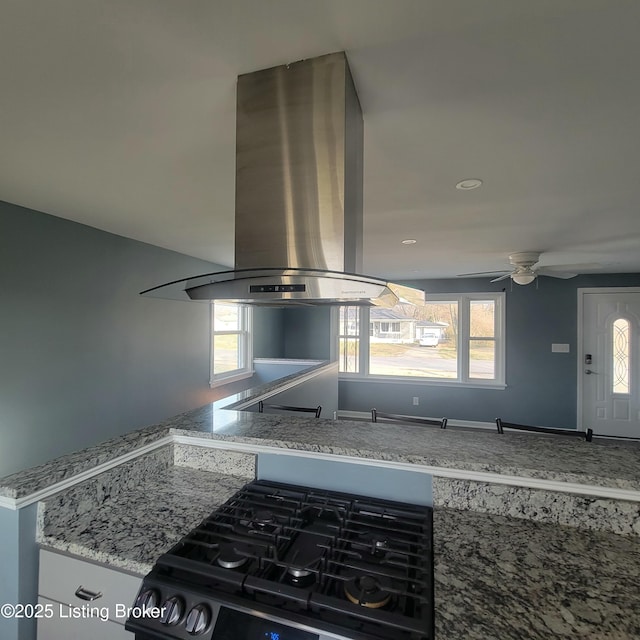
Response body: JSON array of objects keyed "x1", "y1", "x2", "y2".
[
  {"x1": 537, "y1": 270, "x2": 578, "y2": 279},
  {"x1": 457, "y1": 270, "x2": 510, "y2": 278},
  {"x1": 490, "y1": 273, "x2": 513, "y2": 283},
  {"x1": 537, "y1": 262, "x2": 602, "y2": 279}
]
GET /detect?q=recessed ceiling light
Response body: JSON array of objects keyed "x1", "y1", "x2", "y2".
[
  {"x1": 455, "y1": 178, "x2": 483, "y2": 190},
  {"x1": 401, "y1": 239, "x2": 417, "y2": 244}
]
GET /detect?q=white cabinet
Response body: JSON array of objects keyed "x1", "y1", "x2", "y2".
[
  {"x1": 37, "y1": 597, "x2": 132, "y2": 640},
  {"x1": 37, "y1": 549, "x2": 140, "y2": 639}
]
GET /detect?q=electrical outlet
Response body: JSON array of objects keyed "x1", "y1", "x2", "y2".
[{"x1": 412, "y1": 397, "x2": 419, "y2": 406}]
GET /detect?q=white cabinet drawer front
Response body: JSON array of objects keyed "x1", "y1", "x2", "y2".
[
  {"x1": 39, "y1": 550, "x2": 141, "y2": 624},
  {"x1": 38, "y1": 597, "x2": 133, "y2": 639}
]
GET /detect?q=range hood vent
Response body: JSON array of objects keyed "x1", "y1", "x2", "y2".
[{"x1": 142, "y1": 52, "x2": 423, "y2": 307}]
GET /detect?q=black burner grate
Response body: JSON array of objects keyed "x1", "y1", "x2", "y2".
[{"x1": 151, "y1": 480, "x2": 434, "y2": 640}]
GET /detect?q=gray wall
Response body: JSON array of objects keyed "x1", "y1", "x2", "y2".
[
  {"x1": 283, "y1": 307, "x2": 332, "y2": 359},
  {"x1": 0, "y1": 507, "x2": 19, "y2": 639},
  {"x1": 340, "y1": 274, "x2": 640, "y2": 428},
  {"x1": 0, "y1": 200, "x2": 225, "y2": 477},
  {"x1": 17, "y1": 504, "x2": 38, "y2": 640},
  {"x1": 0, "y1": 503, "x2": 38, "y2": 640},
  {"x1": 253, "y1": 308, "x2": 285, "y2": 358},
  {"x1": 258, "y1": 454, "x2": 432, "y2": 506},
  {"x1": 253, "y1": 307, "x2": 333, "y2": 361}
]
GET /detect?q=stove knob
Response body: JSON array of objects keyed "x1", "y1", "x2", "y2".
[
  {"x1": 135, "y1": 588, "x2": 160, "y2": 612},
  {"x1": 160, "y1": 596, "x2": 184, "y2": 626},
  {"x1": 184, "y1": 603, "x2": 211, "y2": 635}
]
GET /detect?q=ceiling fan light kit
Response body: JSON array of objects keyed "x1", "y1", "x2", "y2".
[{"x1": 512, "y1": 272, "x2": 537, "y2": 285}]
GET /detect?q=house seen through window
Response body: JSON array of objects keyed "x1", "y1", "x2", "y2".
[
  {"x1": 211, "y1": 302, "x2": 252, "y2": 386},
  {"x1": 338, "y1": 293, "x2": 505, "y2": 385}
]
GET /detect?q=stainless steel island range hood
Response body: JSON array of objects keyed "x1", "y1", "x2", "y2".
[{"x1": 142, "y1": 52, "x2": 422, "y2": 306}]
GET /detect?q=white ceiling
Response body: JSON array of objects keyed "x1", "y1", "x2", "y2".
[{"x1": 2, "y1": 0, "x2": 640, "y2": 280}]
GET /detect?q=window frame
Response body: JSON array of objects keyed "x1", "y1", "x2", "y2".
[
  {"x1": 337, "y1": 305, "x2": 363, "y2": 374},
  {"x1": 210, "y1": 302, "x2": 253, "y2": 387},
  {"x1": 338, "y1": 292, "x2": 506, "y2": 388}
]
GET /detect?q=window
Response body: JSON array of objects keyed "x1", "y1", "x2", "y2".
[
  {"x1": 612, "y1": 317, "x2": 630, "y2": 395},
  {"x1": 211, "y1": 302, "x2": 252, "y2": 386},
  {"x1": 469, "y1": 299, "x2": 497, "y2": 380},
  {"x1": 338, "y1": 293, "x2": 505, "y2": 386},
  {"x1": 338, "y1": 306, "x2": 360, "y2": 373}
]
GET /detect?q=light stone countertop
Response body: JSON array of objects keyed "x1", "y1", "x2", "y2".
[
  {"x1": 0, "y1": 423, "x2": 171, "y2": 500},
  {"x1": 434, "y1": 509, "x2": 640, "y2": 640},
  {"x1": 3, "y1": 359, "x2": 640, "y2": 501},
  {"x1": 38, "y1": 466, "x2": 640, "y2": 640},
  {"x1": 4, "y1": 400, "x2": 640, "y2": 502},
  {"x1": 171, "y1": 403, "x2": 640, "y2": 491},
  {"x1": 38, "y1": 464, "x2": 248, "y2": 575}
]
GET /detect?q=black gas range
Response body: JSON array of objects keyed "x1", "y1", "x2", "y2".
[{"x1": 125, "y1": 479, "x2": 434, "y2": 640}]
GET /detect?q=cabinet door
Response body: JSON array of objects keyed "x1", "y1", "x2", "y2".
[{"x1": 37, "y1": 597, "x2": 133, "y2": 639}]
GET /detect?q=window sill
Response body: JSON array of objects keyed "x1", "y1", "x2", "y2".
[
  {"x1": 339, "y1": 374, "x2": 506, "y2": 390},
  {"x1": 210, "y1": 369, "x2": 254, "y2": 389}
]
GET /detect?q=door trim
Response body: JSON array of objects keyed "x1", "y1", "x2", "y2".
[{"x1": 577, "y1": 287, "x2": 640, "y2": 431}]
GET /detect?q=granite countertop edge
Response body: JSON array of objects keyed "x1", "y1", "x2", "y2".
[
  {"x1": 3, "y1": 360, "x2": 640, "y2": 500},
  {"x1": 169, "y1": 426, "x2": 640, "y2": 493},
  {"x1": 4, "y1": 417, "x2": 640, "y2": 500}
]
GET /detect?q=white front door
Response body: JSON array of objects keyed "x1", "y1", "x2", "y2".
[{"x1": 580, "y1": 290, "x2": 640, "y2": 438}]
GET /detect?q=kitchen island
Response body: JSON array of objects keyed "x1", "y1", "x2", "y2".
[
  {"x1": 35, "y1": 451, "x2": 640, "y2": 640},
  {"x1": 2, "y1": 361, "x2": 640, "y2": 639}
]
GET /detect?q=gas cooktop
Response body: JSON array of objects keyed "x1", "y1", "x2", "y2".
[{"x1": 126, "y1": 479, "x2": 434, "y2": 640}]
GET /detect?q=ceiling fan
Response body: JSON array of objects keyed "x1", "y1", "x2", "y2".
[{"x1": 457, "y1": 252, "x2": 586, "y2": 285}]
